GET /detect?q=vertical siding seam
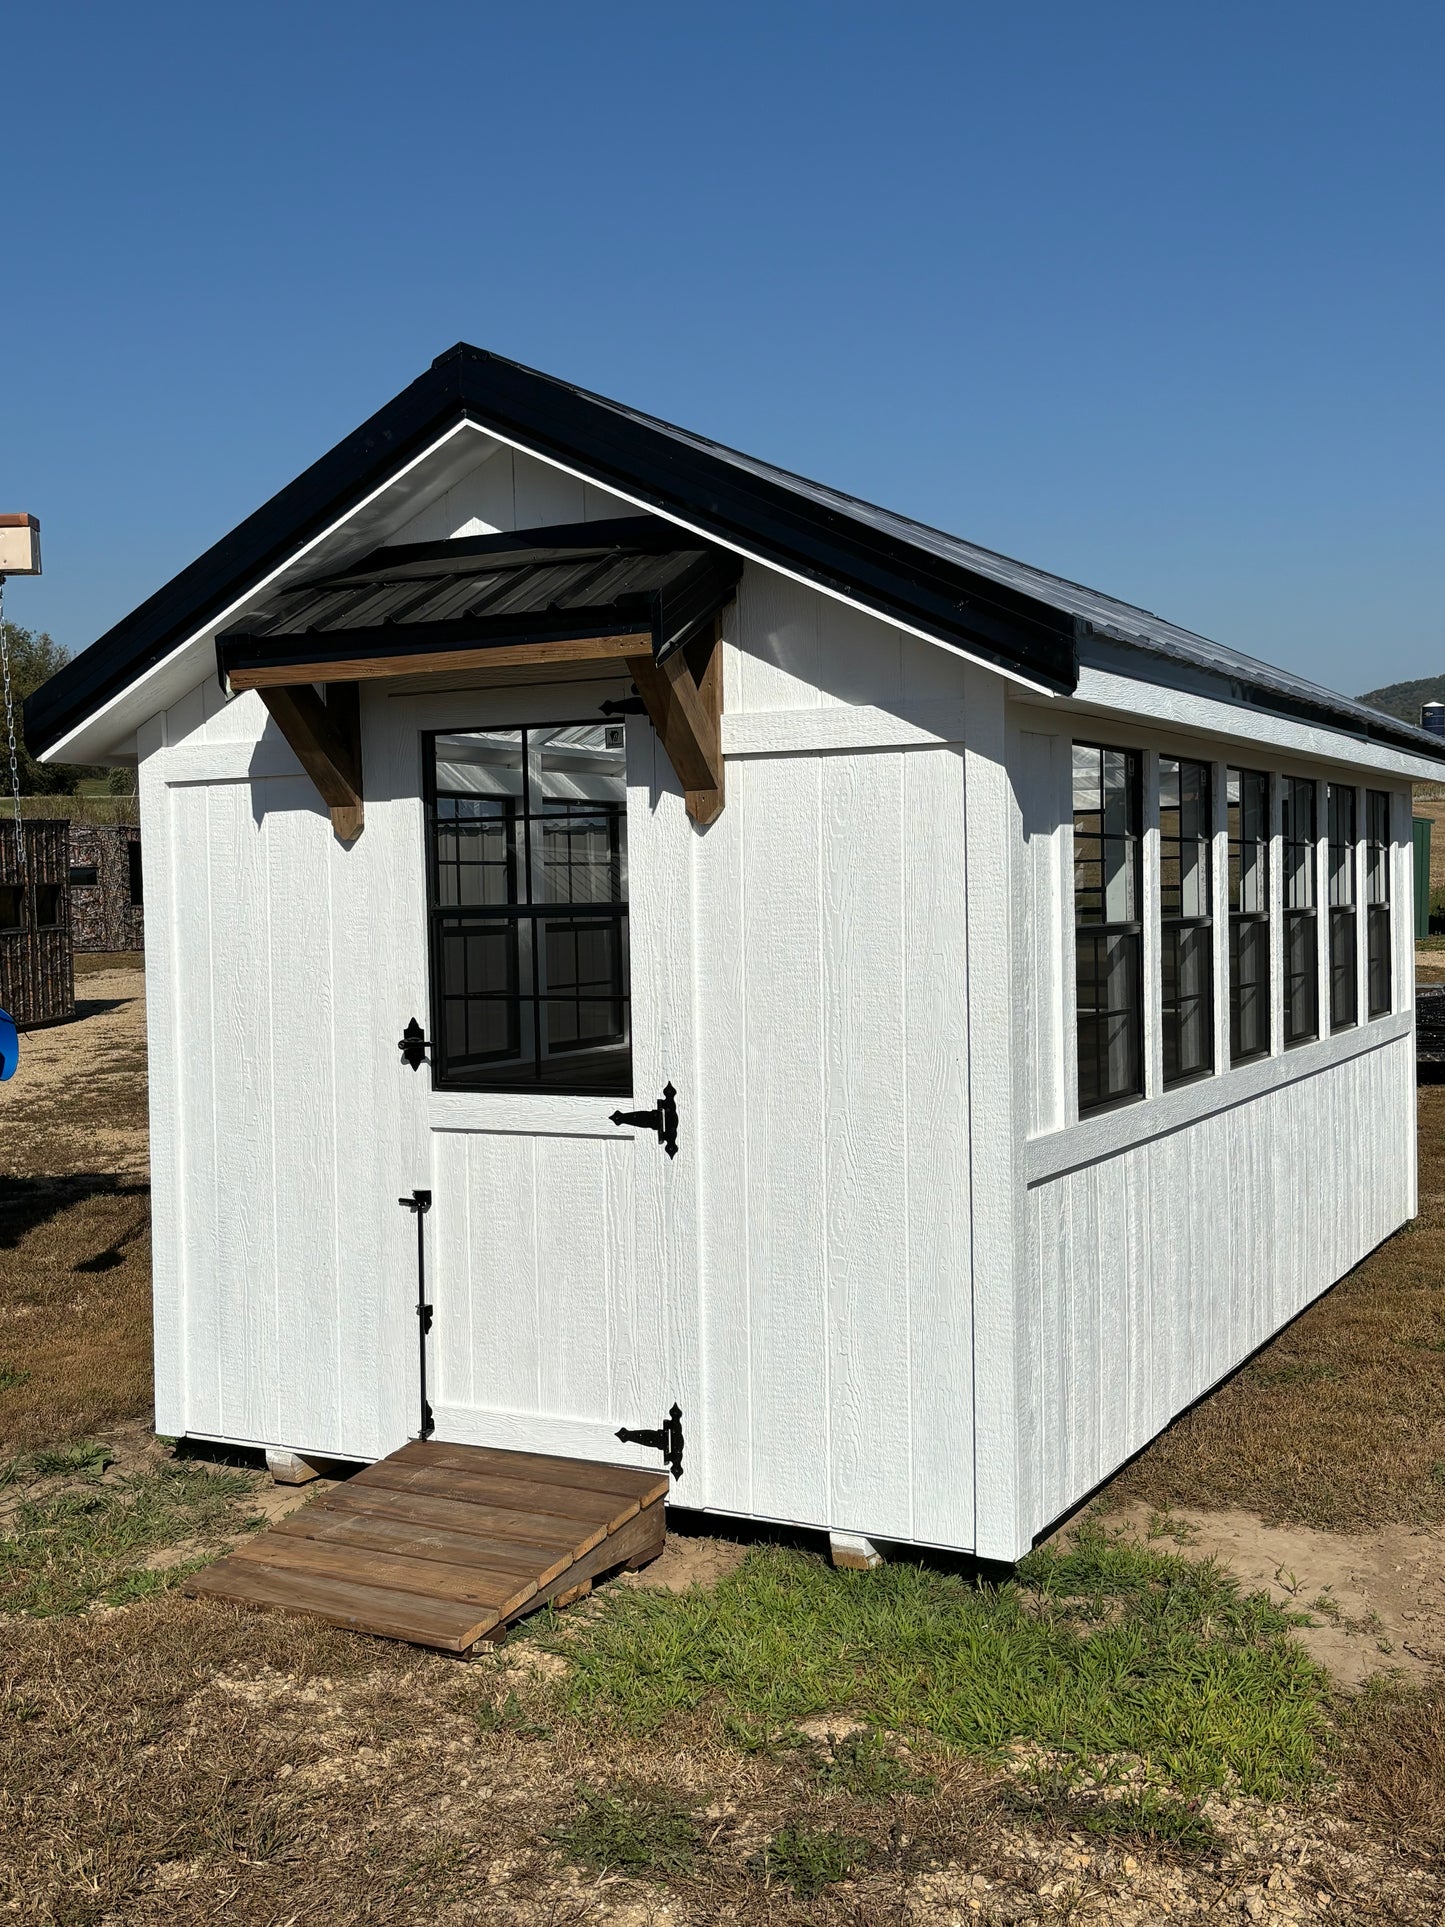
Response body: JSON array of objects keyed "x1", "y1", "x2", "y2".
[
  {"x1": 263, "y1": 804, "x2": 281, "y2": 1444},
  {"x1": 163, "y1": 764, "x2": 190, "y2": 1432},
  {"x1": 326, "y1": 835, "x2": 343, "y2": 1436},
  {"x1": 740, "y1": 765, "x2": 754, "y2": 1515},
  {"x1": 204, "y1": 787, "x2": 223, "y2": 1431},
  {"x1": 899, "y1": 753, "x2": 914, "y2": 1540},
  {"x1": 817, "y1": 754, "x2": 832, "y2": 1524}
]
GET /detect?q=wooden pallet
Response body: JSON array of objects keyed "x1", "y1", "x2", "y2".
[{"x1": 185, "y1": 1440, "x2": 668, "y2": 1652}]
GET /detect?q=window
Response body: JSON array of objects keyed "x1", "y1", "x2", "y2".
[
  {"x1": 0, "y1": 886, "x2": 22, "y2": 931},
  {"x1": 33, "y1": 884, "x2": 62, "y2": 929},
  {"x1": 1327, "y1": 786, "x2": 1357, "y2": 1031},
  {"x1": 69, "y1": 864, "x2": 99, "y2": 888},
  {"x1": 1072, "y1": 743, "x2": 1143, "y2": 1112},
  {"x1": 1159, "y1": 757, "x2": 1213, "y2": 1084},
  {"x1": 1227, "y1": 768, "x2": 1270, "y2": 1063},
  {"x1": 1282, "y1": 776, "x2": 1318, "y2": 1046},
  {"x1": 128, "y1": 841, "x2": 143, "y2": 908},
  {"x1": 1366, "y1": 790, "x2": 1392, "y2": 1018},
  {"x1": 424, "y1": 723, "x2": 630, "y2": 1093}
]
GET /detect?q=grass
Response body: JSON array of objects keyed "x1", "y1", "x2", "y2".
[
  {"x1": 545, "y1": 1525, "x2": 1326, "y2": 1799},
  {"x1": 1109, "y1": 1080, "x2": 1445, "y2": 1531},
  {"x1": 1003, "y1": 1773, "x2": 1217, "y2": 1854},
  {"x1": 0, "y1": 1443, "x2": 263, "y2": 1616},
  {"x1": 752, "y1": 1823, "x2": 871, "y2": 1896},
  {"x1": 547, "y1": 1783, "x2": 701, "y2": 1879}
]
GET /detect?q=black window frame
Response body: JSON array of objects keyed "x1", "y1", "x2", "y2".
[
  {"x1": 1365, "y1": 789, "x2": 1392, "y2": 1020},
  {"x1": 1282, "y1": 775, "x2": 1319, "y2": 1048},
  {"x1": 68, "y1": 864, "x2": 99, "y2": 888},
  {"x1": 1226, "y1": 767, "x2": 1271, "y2": 1064},
  {"x1": 1072, "y1": 741, "x2": 1144, "y2": 1115},
  {"x1": 1158, "y1": 755, "x2": 1214, "y2": 1088},
  {"x1": 1327, "y1": 784, "x2": 1358, "y2": 1033},
  {"x1": 422, "y1": 721, "x2": 632, "y2": 1096}
]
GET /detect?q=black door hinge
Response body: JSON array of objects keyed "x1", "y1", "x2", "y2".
[
  {"x1": 610, "y1": 1081, "x2": 678, "y2": 1158},
  {"x1": 617, "y1": 1402, "x2": 684, "y2": 1480},
  {"x1": 399, "y1": 1018, "x2": 430, "y2": 1071},
  {"x1": 398, "y1": 1188, "x2": 434, "y2": 1438}
]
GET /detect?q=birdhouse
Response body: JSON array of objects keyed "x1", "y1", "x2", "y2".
[{"x1": 0, "y1": 515, "x2": 41, "y2": 575}]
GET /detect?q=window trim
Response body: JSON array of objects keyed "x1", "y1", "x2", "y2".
[{"x1": 421, "y1": 720, "x2": 633, "y2": 1097}]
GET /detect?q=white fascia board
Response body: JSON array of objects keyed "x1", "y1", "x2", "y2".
[
  {"x1": 40, "y1": 421, "x2": 486, "y2": 766},
  {"x1": 445, "y1": 421, "x2": 1060, "y2": 699},
  {"x1": 1022, "y1": 660, "x2": 1445, "y2": 782}
]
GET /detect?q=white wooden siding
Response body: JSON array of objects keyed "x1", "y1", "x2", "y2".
[
  {"x1": 693, "y1": 721, "x2": 975, "y2": 1549},
  {"x1": 1021, "y1": 1033, "x2": 1414, "y2": 1536}
]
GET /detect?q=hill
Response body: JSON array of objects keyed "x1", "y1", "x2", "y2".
[{"x1": 1358, "y1": 675, "x2": 1445, "y2": 726}]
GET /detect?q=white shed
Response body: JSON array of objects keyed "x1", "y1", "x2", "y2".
[{"x1": 28, "y1": 345, "x2": 1444, "y2": 1565}]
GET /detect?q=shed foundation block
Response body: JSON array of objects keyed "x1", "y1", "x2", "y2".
[
  {"x1": 829, "y1": 1531, "x2": 883, "y2": 1571},
  {"x1": 265, "y1": 1448, "x2": 321, "y2": 1485}
]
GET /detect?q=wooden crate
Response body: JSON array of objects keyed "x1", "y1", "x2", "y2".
[{"x1": 0, "y1": 819, "x2": 75, "y2": 1027}]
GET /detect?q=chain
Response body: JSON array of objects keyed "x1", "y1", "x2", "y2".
[{"x1": 0, "y1": 576, "x2": 22, "y2": 873}]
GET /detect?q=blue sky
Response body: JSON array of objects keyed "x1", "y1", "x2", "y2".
[{"x1": 2, "y1": 2, "x2": 1441, "y2": 698}]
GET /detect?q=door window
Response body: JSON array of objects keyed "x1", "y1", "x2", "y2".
[{"x1": 424, "y1": 723, "x2": 630, "y2": 1093}]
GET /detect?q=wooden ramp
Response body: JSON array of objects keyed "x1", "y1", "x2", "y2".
[{"x1": 185, "y1": 1440, "x2": 668, "y2": 1652}]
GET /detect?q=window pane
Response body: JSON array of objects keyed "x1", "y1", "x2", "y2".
[
  {"x1": 427, "y1": 724, "x2": 631, "y2": 1093},
  {"x1": 1283, "y1": 778, "x2": 1316, "y2": 909},
  {"x1": 1160, "y1": 757, "x2": 1213, "y2": 1087},
  {"x1": 1330, "y1": 906, "x2": 1357, "y2": 1030},
  {"x1": 1284, "y1": 908, "x2": 1318, "y2": 1045},
  {"x1": 1076, "y1": 929, "x2": 1142, "y2": 1111},
  {"x1": 1228, "y1": 768, "x2": 1269, "y2": 916},
  {"x1": 1073, "y1": 745, "x2": 1142, "y2": 1111},
  {"x1": 1327, "y1": 786, "x2": 1356, "y2": 908},
  {"x1": 1162, "y1": 921, "x2": 1213, "y2": 1084},
  {"x1": 1230, "y1": 918, "x2": 1270, "y2": 1062}
]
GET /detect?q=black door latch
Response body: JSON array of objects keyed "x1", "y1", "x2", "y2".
[
  {"x1": 398, "y1": 1189, "x2": 434, "y2": 1439},
  {"x1": 617, "y1": 1402, "x2": 685, "y2": 1480},
  {"x1": 399, "y1": 1018, "x2": 430, "y2": 1071},
  {"x1": 610, "y1": 1082, "x2": 678, "y2": 1158}
]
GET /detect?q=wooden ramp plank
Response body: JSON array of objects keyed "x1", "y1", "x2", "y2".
[
  {"x1": 321, "y1": 1480, "x2": 612, "y2": 1554},
  {"x1": 268, "y1": 1508, "x2": 579, "y2": 1587},
  {"x1": 188, "y1": 1558, "x2": 499, "y2": 1650},
  {"x1": 392, "y1": 1440, "x2": 669, "y2": 1505},
  {"x1": 227, "y1": 1532, "x2": 540, "y2": 1615},
  {"x1": 185, "y1": 1438, "x2": 668, "y2": 1653},
  {"x1": 350, "y1": 1459, "x2": 643, "y2": 1528}
]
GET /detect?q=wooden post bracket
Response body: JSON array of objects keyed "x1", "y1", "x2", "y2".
[
  {"x1": 627, "y1": 618, "x2": 725, "y2": 825},
  {"x1": 259, "y1": 683, "x2": 364, "y2": 842}
]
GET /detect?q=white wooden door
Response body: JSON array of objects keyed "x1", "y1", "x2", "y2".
[{"x1": 389, "y1": 690, "x2": 700, "y2": 1474}]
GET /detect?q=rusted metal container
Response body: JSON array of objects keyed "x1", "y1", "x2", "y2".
[{"x1": 0, "y1": 819, "x2": 76, "y2": 1026}]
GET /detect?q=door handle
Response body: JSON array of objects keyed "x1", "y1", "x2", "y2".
[{"x1": 610, "y1": 1081, "x2": 678, "y2": 1158}]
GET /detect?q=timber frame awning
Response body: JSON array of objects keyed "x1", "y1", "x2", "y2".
[{"x1": 215, "y1": 517, "x2": 741, "y2": 838}]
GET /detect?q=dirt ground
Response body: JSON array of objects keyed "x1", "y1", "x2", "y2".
[{"x1": 6, "y1": 958, "x2": 1445, "y2": 1922}]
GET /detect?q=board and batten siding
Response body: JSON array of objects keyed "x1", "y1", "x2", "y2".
[
  {"x1": 1003, "y1": 720, "x2": 1418, "y2": 1555},
  {"x1": 139, "y1": 531, "x2": 989, "y2": 1547}
]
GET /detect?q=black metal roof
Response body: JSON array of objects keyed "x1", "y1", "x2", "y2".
[
  {"x1": 215, "y1": 517, "x2": 741, "y2": 682},
  {"x1": 25, "y1": 342, "x2": 1445, "y2": 763}
]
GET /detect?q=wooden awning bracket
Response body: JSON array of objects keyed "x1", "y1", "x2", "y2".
[
  {"x1": 627, "y1": 616, "x2": 725, "y2": 825},
  {"x1": 259, "y1": 682, "x2": 364, "y2": 843}
]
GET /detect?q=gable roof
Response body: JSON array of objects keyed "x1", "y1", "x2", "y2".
[{"x1": 25, "y1": 342, "x2": 1445, "y2": 764}]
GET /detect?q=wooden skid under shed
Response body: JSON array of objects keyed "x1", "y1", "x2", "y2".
[{"x1": 185, "y1": 1440, "x2": 668, "y2": 1652}]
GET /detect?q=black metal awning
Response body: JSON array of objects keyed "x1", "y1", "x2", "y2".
[{"x1": 215, "y1": 516, "x2": 741, "y2": 686}]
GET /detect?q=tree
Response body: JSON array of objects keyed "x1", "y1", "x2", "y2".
[{"x1": 0, "y1": 620, "x2": 90, "y2": 794}]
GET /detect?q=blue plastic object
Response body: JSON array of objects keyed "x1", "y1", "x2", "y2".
[{"x1": 0, "y1": 1007, "x2": 17, "y2": 1082}]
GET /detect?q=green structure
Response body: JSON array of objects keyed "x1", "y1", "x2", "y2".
[{"x1": 1414, "y1": 815, "x2": 1433, "y2": 938}]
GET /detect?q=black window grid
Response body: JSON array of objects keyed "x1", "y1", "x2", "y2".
[
  {"x1": 1159, "y1": 757, "x2": 1213, "y2": 1087},
  {"x1": 1282, "y1": 777, "x2": 1319, "y2": 1047},
  {"x1": 424, "y1": 725, "x2": 632, "y2": 1095},
  {"x1": 1327, "y1": 786, "x2": 1357, "y2": 1032},
  {"x1": 1227, "y1": 768, "x2": 1271, "y2": 1063},
  {"x1": 1365, "y1": 790, "x2": 1392, "y2": 1019},
  {"x1": 1072, "y1": 743, "x2": 1143, "y2": 1114}
]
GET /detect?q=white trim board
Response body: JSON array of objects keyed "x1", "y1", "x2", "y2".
[{"x1": 1023, "y1": 1012, "x2": 1412, "y2": 1185}]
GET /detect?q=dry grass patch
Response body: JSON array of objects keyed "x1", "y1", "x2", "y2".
[
  {"x1": 1107, "y1": 1081, "x2": 1445, "y2": 1532},
  {"x1": 0, "y1": 958, "x2": 153, "y2": 1451}
]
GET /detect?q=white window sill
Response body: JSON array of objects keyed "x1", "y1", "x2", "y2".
[{"x1": 1023, "y1": 1009, "x2": 1413, "y2": 1185}]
